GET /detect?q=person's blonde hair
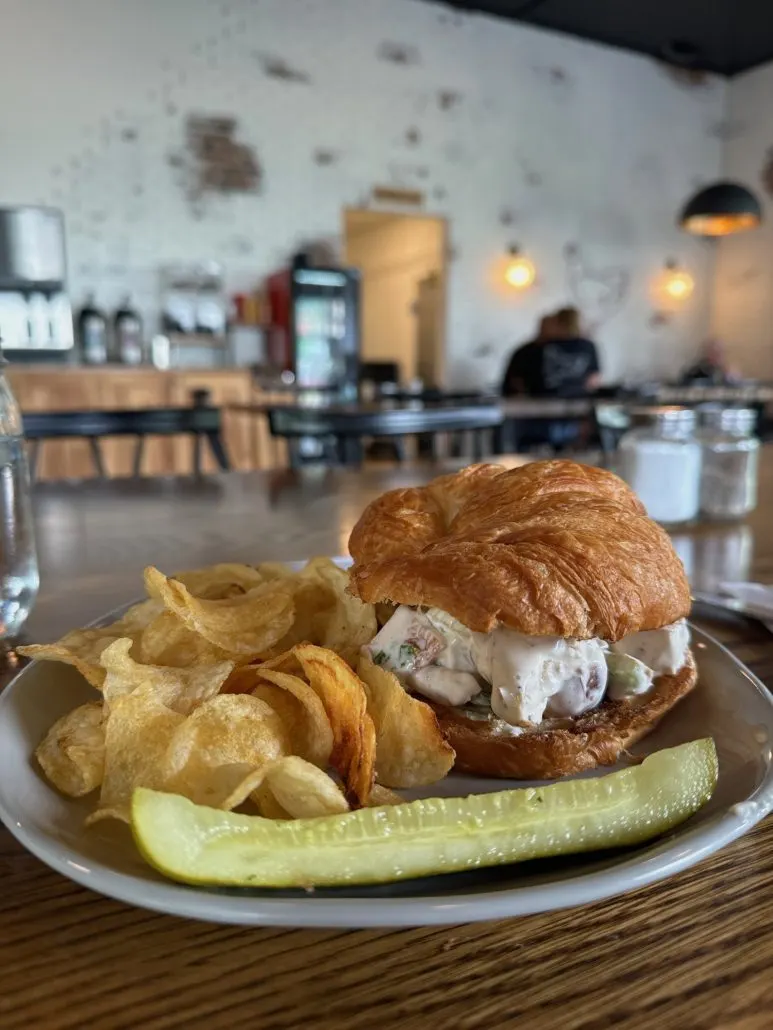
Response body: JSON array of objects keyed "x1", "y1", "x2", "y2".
[{"x1": 553, "y1": 306, "x2": 582, "y2": 337}]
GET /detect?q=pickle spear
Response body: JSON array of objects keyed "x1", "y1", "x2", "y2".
[{"x1": 131, "y1": 739, "x2": 717, "y2": 888}]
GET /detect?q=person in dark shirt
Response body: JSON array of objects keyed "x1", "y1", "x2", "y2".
[
  {"x1": 502, "y1": 307, "x2": 601, "y2": 398},
  {"x1": 680, "y1": 338, "x2": 740, "y2": 386}
]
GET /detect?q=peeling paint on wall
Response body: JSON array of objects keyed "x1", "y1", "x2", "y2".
[
  {"x1": 256, "y1": 52, "x2": 311, "y2": 84},
  {"x1": 438, "y1": 89, "x2": 461, "y2": 111},
  {"x1": 170, "y1": 115, "x2": 262, "y2": 205},
  {"x1": 707, "y1": 118, "x2": 747, "y2": 141},
  {"x1": 564, "y1": 243, "x2": 630, "y2": 330},
  {"x1": 378, "y1": 41, "x2": 421, "y2": 66}
]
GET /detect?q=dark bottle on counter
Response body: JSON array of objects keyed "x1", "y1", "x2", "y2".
[
  {"x1": 77, "y1": 293, "x2": 109, "y2": 364},
  {"x1": 114, "y1": 296, "x2": 144, "y2": 365}
]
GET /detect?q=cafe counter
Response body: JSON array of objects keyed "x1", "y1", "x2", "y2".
[{"x1": 7, "y1": 366, "x2": 283, "y2": 480}]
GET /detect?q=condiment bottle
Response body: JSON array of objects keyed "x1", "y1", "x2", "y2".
[
  {"x1": 114, "y1": 295, "x2": 144, "y2": 365},
  {"x1": 618, "y1": 407, "x2": 702, "y2": 525},
  {"x1": 77, "y1": 293, "x2": 108, "y2": 365},
  {"x1": 698, "y1": 408, "x2": 759, "y2": 519}
]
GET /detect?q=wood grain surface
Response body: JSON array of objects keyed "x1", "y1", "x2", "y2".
[{"x1": 3, "y1": 455, "x2": 773, "y2": 1029}]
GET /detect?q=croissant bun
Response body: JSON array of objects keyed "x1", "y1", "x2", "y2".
[
  {"x1": 349, "y1": 460, "x2": 691, "y2": 640},
  {"x1": 349, "y1": 460, "x2": 695, "y2": 779}
]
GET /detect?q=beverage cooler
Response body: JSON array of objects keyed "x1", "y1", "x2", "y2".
[{"x1": 265, "y1": 258, "x2": 360, "y2": 394}]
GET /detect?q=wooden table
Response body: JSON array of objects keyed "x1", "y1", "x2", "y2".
[{"x1": 4, "y1": 456, "x2": 773, "y2": 1029}]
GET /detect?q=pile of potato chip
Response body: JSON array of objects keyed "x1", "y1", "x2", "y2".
[{"x1": 22, "y1": 559, "x2": 455, "y2": 825}]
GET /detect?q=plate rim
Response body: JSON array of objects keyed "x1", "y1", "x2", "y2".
[{"x1": 2, "y1": 614, "x2": 772, "y2": 927}]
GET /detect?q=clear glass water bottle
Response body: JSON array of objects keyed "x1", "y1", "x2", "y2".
[
  {"x1": 698, "y1": 407, "x2": 760, "y2": 519},
  {"x1": 0, "y1": 354, "x2": 39, "y2": 639}
]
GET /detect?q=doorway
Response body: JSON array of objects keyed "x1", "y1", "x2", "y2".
[{"x1": 343, "y1": 209, "x2": 447, "y2": 387}]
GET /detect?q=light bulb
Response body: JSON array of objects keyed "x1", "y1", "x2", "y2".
[
  {"x1": 663, "y1": 268, "x2": 694, "y2": 301},
  {"x1": 504, "y1": 254, "x2": 535, "y2": 289}
]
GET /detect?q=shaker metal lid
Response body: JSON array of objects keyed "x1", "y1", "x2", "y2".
[
  {"x1": 629, "y1": 405, "x2": 697, "y2": 430},
  {"x1": 700, "y1": 406, "x2": 757, "y2": 433}
]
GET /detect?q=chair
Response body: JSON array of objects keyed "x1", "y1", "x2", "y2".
[
  {"x1": 266, "y1": 403, "x2": 503, "y2": 469},
  {"x1": 23, "y1": 390, "x2": 231, "y2": 481}
]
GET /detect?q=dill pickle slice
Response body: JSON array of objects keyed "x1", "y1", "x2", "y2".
[{"x1": 131, "y1": 739, "x2": 717, "y2": 888}]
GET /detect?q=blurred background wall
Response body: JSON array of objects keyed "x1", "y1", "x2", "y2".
[{"x1": 0, "y1": 0, "x2": 725, "y2": 387}]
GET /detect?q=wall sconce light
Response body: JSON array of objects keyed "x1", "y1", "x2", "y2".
[
  {"x1": 661, "y1": 259, "x2": 694, "y2": 301},
  {"x1": 504, "y1": 245, "x2": 536, "y2": 289}
]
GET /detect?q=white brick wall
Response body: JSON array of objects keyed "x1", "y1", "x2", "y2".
[{"x1": 0, "y1": 0, "x2": 725, "y2": 386}]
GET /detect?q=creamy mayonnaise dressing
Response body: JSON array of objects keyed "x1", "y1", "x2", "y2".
[
  {"x1": 365, "y1": 605, "x2": 691, "y2": 727},
  {"x1": 609, "y1": 619, "x2": 690, "y2": 676}
]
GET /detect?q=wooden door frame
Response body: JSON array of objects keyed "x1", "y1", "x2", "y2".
[{"x1": 342, "y1": 208, "x2": 449, "y2": 387}]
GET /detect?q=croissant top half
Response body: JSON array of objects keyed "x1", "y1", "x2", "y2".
[{"x1": 348, "y1": 460, "x2": 691, "y2": 640}]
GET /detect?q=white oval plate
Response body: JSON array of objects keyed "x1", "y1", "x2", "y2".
[{"x1": 1, "y1": 623, "x2": 772, "y2": 927}]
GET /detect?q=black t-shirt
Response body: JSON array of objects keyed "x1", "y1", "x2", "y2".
[{"x1": 502, "y1": 337, "x2": 599, "y2": 397}]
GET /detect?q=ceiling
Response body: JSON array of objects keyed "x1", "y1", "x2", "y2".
[{"x1": 436, "y1": 0, "x2": 773, "y2": 76}]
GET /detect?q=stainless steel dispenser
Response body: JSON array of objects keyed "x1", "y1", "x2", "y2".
[{"x1": 0, "y1": 207, "x2": 74, "y2": 356}]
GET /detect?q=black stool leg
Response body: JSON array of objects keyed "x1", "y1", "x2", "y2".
[
  {"x1": 132, "y1": 436, "x2": 145, "y2": 477},
  {"x1": 88, "y1": 439, "x2": 106, "y2": 479},
  {"x1": 206, "y1": 431, "x2": 231, "y2": 471},
  {"x1": 193, "y1": 434, "x2": 202, "y2": 475}
]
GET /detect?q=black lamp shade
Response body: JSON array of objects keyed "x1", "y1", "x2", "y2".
[{"x1": 679, "y1": 182, "x2": 763, "y2": 236}]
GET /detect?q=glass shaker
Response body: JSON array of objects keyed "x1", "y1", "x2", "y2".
[
  {"x1": 0, "y1": 354, "x2": 39, "y2": 639},
  {"x1": 698, "y1": 407, "x2": 759, "y2": 519},
  {"x1": 618, "y1": 407, "x2": 702, "y2": 524}
]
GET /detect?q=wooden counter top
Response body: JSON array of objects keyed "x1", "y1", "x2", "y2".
[{"x1": 6, "y1": 366, "x2": 283, "y2": 478}]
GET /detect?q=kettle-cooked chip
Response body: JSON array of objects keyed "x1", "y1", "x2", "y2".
[
  {"x1": 357, "y1": 656, "x2": 455, "y2": 788},
  {"x1": 252, "y1": 756, "x2": 349, "y2": 819},
  {"x1": 294, "y1": 643, "x2": 376, "y2": 807},
  {"x1": 241, "y1": 666, "x2": 333, "y2": 768},
  {"x1": 19, "y1": 598, "x2": 162, "y2": 689},
  {"x1": 145, "y1": 567, "x2": 295, "y2": 657},
  {"x1": 87, "y1": 688, "x2": 186, "y2": 824},
  {"x1": 299, "y1": 559, "x2": 377, "y2": 666},
  {"x1": 100, "y1": 638, "x2": 233, "y2": 715},
  {"x1": 138, "y1": 610, "x2": 234, "y2": 668},
  {"x1": 159, "y1": 694, "x2": 289, "y2": 809},
  {"x1": 36, "y1": 702, "x2": 105, "y2": 797},
  {"x1": 147, "y1": 563, "x2": 265, "y2": 601}
]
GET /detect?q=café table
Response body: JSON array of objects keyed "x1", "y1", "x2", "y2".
[{"x1": 3, "y1": 453, "x2": 773, "y2": 1029}]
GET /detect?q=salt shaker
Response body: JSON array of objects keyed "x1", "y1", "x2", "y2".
[
  {"x1": 618, "y1": 408, "x2": 702, "y2": 525},
  {"x1": 698, "y1": 408, "x2": 759, "y2": 519}
]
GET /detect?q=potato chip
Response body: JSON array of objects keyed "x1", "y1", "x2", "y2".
[
  {"x1": 138, "y1": 610, "x2": 234, "y2": 668},
  {"x1": 36, "y1": 702, "x2": 105, "y2": 797},
  {"x1": 253, "y1": 756, "x2": 349, "y2": 819},
  {"x1": 100, "y1": 638, "x2": 233, "y2": 715},
  {"x1": 147, "y1": 563, "x2": 265, "y2": 601},
  {"x1": 87, "y1": 689, "x2": 186, "y2": 824},
  {"x1": 256, "y1": 562, "x2": 295, "y2": 582},
  {"x1": 251, "y1": 782, "x2": 291, "y2": 820},
  {"x1": 367, "y1": 784, "x2": 405, "y2": 807},
  {"x1": 299, "y1": 559, "x2": 377, "y2": 666},
  {"x1": 236, "y1": 666, "x2": 333, "y2": 768},
  {"x1": 19, "y1": 598, "x2": 162, "y2": 689},
  {"x1": 145, "y1": 566, "x2": 295, "y2": 657},
  {"x1": 266, "y1": 559, "x2": 376, "y2": 664},
  {"x1": 294, "y1": 643, "x2": 376, "y2": 806},
  {"x1": 357, "y1": 657, "x2": 455, "y2": 788},
  {"x1": 159, "y1": 694, "x2": 289, "y2": 808}
]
